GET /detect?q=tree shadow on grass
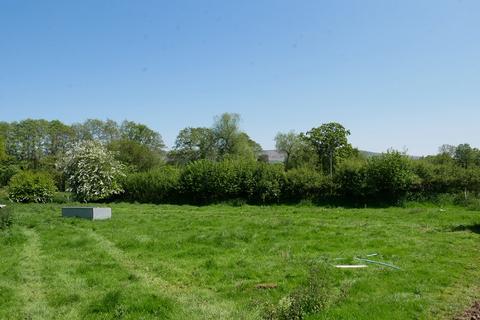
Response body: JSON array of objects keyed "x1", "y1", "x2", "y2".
[{"x1": 451, "y1": 224, "x2": 480, "y2": 234}]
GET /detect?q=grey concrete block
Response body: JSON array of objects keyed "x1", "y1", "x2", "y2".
[{"x1": 62, "y1": 207, "x2": 111, "y2": 220}]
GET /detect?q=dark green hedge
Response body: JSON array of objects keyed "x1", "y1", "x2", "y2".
[{"x1": 118, "y1": 153, "x2": 480, "y2": 206}]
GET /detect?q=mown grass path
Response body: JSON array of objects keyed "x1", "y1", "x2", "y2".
[
  {"x1": 18, "y1": 228, "x2": 53, "y2": 320},
  {"x1": 82, "y1": 226, "x2": 253, "y2": 319}
]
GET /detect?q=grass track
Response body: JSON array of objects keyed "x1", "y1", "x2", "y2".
[
  {"x1": 0, "y1": 203, "x2": 479, "y2": 319},
  {"x1": 19, "y1": 228, "x2": 53, "y2": 320}
]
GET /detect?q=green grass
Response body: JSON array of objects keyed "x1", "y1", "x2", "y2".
[{"x1": 1, "y1": 203, "x2": 479, "y2": 319}]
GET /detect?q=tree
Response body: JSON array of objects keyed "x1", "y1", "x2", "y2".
[
  {"x1": 72, "y1": 119, "x2": 120, "y2": 144},
  {"x1": 6, "y1": 119, "x2": 50, "y2": 169},
  {"x1": 454, "y1": 144, "x2": 476, "y2": 169},
  {"x1": 120, "y1": 120, "x2": 164, "y2": 152},
  {"x1": 212, "y1": 113, "x2": 260, "y2": 160},
  {"x1": 46, "y1": 120, "x2": 76, "y2": 156},
  {"x1": 302, "y1": 122, "x2": 352, "y2": 177},
  {"x1": 108, "y1": 139, "x2": 162, "y2": 172},
  {"x1": 275, "y1": 131, "x2": 302, "y2": 169},
  {"x1": 59, "y1": 140, "x2": 125, "y2": 201},
  {"x1": 170, "y1": 127, "x2": 217, "y2": 164},
  {"x1": 212, "y1": 113, "x2": 242, "y2": 157}
]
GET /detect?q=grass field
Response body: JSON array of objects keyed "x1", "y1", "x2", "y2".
[{"x1": 0, "y1": 203, "x2": 479, "y2": 319}]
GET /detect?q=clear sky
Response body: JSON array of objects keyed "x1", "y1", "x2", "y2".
[{"x1": 1, "y1": 0, "x2": 479, "y2": 155}]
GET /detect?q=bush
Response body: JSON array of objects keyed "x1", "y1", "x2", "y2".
[
  {"x1": 8, "y1": 171, "x2": 57, "y2": 203},
  {"x1": 263, "y1": 264, "x2": 332, "y2": 320},
  {"x1": 0, "y1": 163, "x2": 21, "y2": 187},
  {"x1": 250, "y1": 163, "x2": 285, "y2": 204},
  {"x1": 178, "y1": 159, "x2": 223, "y2": 204},
  {"x1": 364, "y1": 151, "x2": 419, "y2": 204},
  {"x1": 334, "y1": 159, "x2": 366, "y2": 204},
  {"x1": 411, "y1": 161, "x2": 464, "y2": 196},
  {"x1": 0, "y1": 207, "x2": 13, "y2": 230},
  {"x1": 59, "y1": 141, "x2": 125, "y2": 202},
  {"x1": 122, "y1": 166, "x2": 181, "y2": 203},
  {"x1": 283, "y1": 167, "x2": 326, "y2": 202},
  {"x1": 177, "y1": 160, "x2": 284, "y2": 204}
]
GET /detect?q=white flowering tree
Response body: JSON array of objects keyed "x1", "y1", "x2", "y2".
[{"x1": 59, "y1": 140, "x2": 125, "y2": 202}]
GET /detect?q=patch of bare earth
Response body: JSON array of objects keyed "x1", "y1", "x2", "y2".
[{"x1": 456, "y1": 301, "x2": 480, "y2": 320}]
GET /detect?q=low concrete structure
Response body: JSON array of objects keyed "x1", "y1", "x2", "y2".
[{"x1": 62, "y1": 207, "x2": 111, "y2": 220}]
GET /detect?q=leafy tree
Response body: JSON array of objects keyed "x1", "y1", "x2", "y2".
[
  {"x1": 72, "y1": 119, "x2": 120, "y2": 144},
  {"x1": 454, "y1": 143, "x2": 477, "y2": 169},
  {"x1": 6, "y1": 119, "x2": 50, "y2": 169},
  {"x1": 46, "y1": 120, "x2": 76, "y2": 156},
  {"x1": 275, "y1": 131, "x2": 303, "y2": 169},
  {"x1": 108, "y1": 139, "x2": 162, "y2": 172},
  {"x1": 302, "y1": 122, "x2": 352, "y2": 177},
  {"x1": 59, "y1": 141, "x2": 125, "y2": 201},
  {"x1": 234, "y1": 132, "x2": 262, "y2": 160},
  {"x1": 169, "y1": 127, "x2": 217, "y2": 164},
  {"x1": 120, "y1": 120, "x2": 164, "y2": 152},
  {"x1": 172, "y1": 113, "x2": 261, "y2": 164},
  {"x1": 212, "y1": 113, "x2": 261, "y2": 160},
  {"x1": 213, "y1": 113, "x2": 243, "y2": 157}
]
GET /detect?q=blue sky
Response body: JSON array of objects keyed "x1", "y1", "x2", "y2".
[{"x1": 1, "y1": 0, "x2": 479, "y2": 155}]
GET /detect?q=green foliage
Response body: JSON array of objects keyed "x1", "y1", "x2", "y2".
[
  {"x1": 120, "y1": 120, "x2": 165, "y2": 152},
  {"x1": 251, "y1": 163, "x2": 285, "y2": 203},
  {"x1": 108, "y1": 139, "x2": 163, "y2": 172},
  {"x1": 8, "y1": 171, "x2": 57, "y2": 203},
  {"x1": 263, "y1": 264, "x2": 332, "y2": 320},
  {"x1": 178, "y1": 159, "x2": 285, "y2": 204},
  {"x1": 122, "y1": 167, "x2": 181, "y2": 203},
  {"x1": 72, "y1": 118, "x2": 120, "y2": 144},
  {"x1": 0, "y1": 207, "x2": 13, "y2": 230},
  {"x1": 0, "y1": 136, "x2": 7, "y2": 163},
  {"x1": 60, "y1": 141, "x2": 125, "y2": 202},
  {"x1": 283, "y1": 167, "x2": 327, "y2": 202},
  {"x1": 275, "y1": 131, "x2": 318, "y2": 169},
  {"x1": 302, "y1": 122, "x2": 352, "y2": 176},
  {"x1": 334, "y1": 158, "x2": 367, "y2": 202},
  {"x1": 178, "y1": 160, "x2": 222, "y2": 204},
  {"x1": 454, "y1": 143, "x2": 480, "y2": 169},
  {"x1": 169, "y1": 127, "x2": 217, "y2": 164},
  {"x1": 0, "y1": 163, "x2": 21, "y2": 187},
  {"x1": 364, "y1": 151, "x2": 419, "y2": 204},
  {"x1": 169, "y1": 113, "x2": 261, "y2": 164}
]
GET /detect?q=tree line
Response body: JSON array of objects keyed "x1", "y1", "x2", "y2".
[{"x1": 1, "y1": 113, "x2": 480, "y2": 206}]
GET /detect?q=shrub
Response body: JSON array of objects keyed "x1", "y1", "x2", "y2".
[
  {"x1": 179, "y1": 159, "x2": 222, "y2": 204},
  {"x1": 364, "y1": 151, "x2": 419, "y2": 204},
  {"x1": 8, "y1": 171, "x2": 57, "y2": 203},
  {"x1": 177, "y1": 159, "x2": 284, "y2": 204},
  {"x1": 250, "y1": 163, "x2": 285, "y2": 204},
  {"x1": 334, "y1": 159, "x2": 366, "y2": 204},
  {"x1": 0, "y1": 163, "x2": 20, "y2": 187},
  {"x1": 263, "y1": 264, "x2": 332, "y2": 320},
  {"x1": 0, "y1": 207, "x2": 13, "y2": 230},
  {"x1": 122, "y1": 166, "x2": 180, "y2": 203},
  {"x1": 283, "y1": 167, "x2": 326, "y2": 202},
  {"x1": 411, "y1": 161, "x2": 464, "y2": 197},
  {"x1": 59, "y1": 141, "x2": 125, "y2": 202}
]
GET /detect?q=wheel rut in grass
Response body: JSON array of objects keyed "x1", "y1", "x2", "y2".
[
  {"x1": 19, "y1": 228, "x2": 53, "y2": 320},
  {"x1": 81, "y1": 227, "x2": 249, "y2": 320}
]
